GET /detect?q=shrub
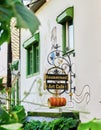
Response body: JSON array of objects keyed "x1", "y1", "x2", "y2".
[{"x1": 24, "y1": 117, "x2": 79, "y2": 130}]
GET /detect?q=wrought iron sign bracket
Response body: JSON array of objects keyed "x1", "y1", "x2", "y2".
[
  {"x1": 44, "y1": 44, "x2": 76, "y2": 98},
  {"x1": 44, "y1": 44, "x2": 90, "y2": 108}
]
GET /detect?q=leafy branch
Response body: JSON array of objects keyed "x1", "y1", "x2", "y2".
[{"x1": 0, "y1": 0, "x2": 40, "y2": 45}]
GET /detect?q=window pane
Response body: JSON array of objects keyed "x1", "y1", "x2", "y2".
[
  {"x1": 27, "y1": 46, "x2": 33, "y2": 75},
  {"x1": 33, "y1": 43, "x2": 39, "y2": 73},
  {"x1": 65, "y1": 22, "x2": 74, "y2": 50},
  {"x1": 36, "y1": 46, "x2": 39, "y2": 72},
  {"x1": 68, "y1": 24, "x2": 74, "y2": 50}
]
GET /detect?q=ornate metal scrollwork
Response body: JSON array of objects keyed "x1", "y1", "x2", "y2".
[
  {"x1": 45, "y1": 44, "x2": 90, "y2": 107},
  {"x1": 45, "y1": 44, "x2": 75, "y2": 96}
]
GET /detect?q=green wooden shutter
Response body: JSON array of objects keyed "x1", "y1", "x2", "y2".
[
  {"x1": 27, "y1": 46, "x2": 33, "y2": 75},
  {"x1": 36, "y1": 45, "x2": 39, "y2": 72}
]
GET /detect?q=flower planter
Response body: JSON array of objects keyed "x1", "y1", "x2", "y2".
[{"x1": 48, "y1": 97, "x2": 66, "y2": 108}]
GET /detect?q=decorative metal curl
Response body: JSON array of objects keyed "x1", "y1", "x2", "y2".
[
  {"x1": 46, "y1": 45, "x2": 75, "y2": 98},
  {"x1": 73, "y1": 85, "x2": 90, "y2": 104},
  {"x1": 46, "y1": 44, "x2": 90, "y2": 105}
]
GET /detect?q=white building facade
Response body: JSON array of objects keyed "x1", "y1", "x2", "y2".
[
  {"x1": 20, "y1": 0, "x2": 101, "y2": 122},
  {"x1": 0, "y1": 43, "x2": 7, "y2": 81}
]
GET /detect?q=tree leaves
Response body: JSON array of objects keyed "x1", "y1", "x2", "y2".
[
  {"x1": 0, "y1": 0, "x2": 40, "y2": 45},
  {"x1": 0, "y1": 7, "x2": 13, "y2": 21},
  {"x1": 14, "y1": 3, "x2": 40, "y2": 34},
  {"x1": 78, "y1": 118, "x2": 101, "y2": 130},
  {"x1": 24, "y1": 117, "x2": 79, "y2": 130},
  {"x1": 0, "y1": 22, "x2": 11, "y2": 45},
  {"x1": 0, "y1": 123, "x2": 23, "y2": 130},
  {"x1": 0, "y1": 107, "x2": 10, "y2": 124}
]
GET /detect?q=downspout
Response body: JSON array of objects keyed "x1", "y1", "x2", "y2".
[
  {"x1": 17, "y1": 28, "x2": 21, "y2": 105},
  {"x1": 7, "y1": 39, "x2": 12, "y2": 112}
]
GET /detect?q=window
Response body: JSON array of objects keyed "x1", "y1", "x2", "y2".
[
  {"x1": 62, "y1": 20, "x2": 73, "y2": 52},
  {"x1": 56, "y1": 7, "x2": 74, "y2": 53},
  {"x1": 23, "y1": 33, "x2": 40, "y2": 76}
]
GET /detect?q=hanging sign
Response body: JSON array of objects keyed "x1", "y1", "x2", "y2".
[
  {"x1": 44, "y1": 67, "x2": 68, "y2": 94},
  {"x1": 46, "y1": 74, "x2": 68, "y2": 90}
]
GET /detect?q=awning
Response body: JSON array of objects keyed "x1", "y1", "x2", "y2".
[
  {"x1": 56, "y1": 7, "x2": 74, "y2": 24},
  {"x1": 23, "y1": 33, "x2": 39, "y2": 49}
]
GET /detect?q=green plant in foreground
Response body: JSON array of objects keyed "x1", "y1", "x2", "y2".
[
  {"x1": 0, "y1": 123, "x2": 23, "y2": 130},
  {"x1": 0, "y1": 107, "x2": 10, "y2": 124},
  {"x1": 0, "y1": 0, "x2": 40, "y2": 45},
  {"x1": 24, "y1": 117, "x2": 79, "y2": 130},
  {"x1": 0, "y1": 105, "x2": 26, "y2": 130},
  {"x1": 11, "y1": 105, "x2": 26, "y2": 123},
  {"x1": 78, "y1": 118, "x2": 101, "y2": 130}
]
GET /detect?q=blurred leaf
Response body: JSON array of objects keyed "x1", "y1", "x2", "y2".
[
  {"x1": 77, "y1": 118, "x2": 101, "y2": 130},
  {"x1": 13, "y1": 3, "x2": 40, "y2": 34},
  {"x1": 0, "y1": 123, "x2": 22, "y2": 130},
  {"x1": 0, "y1": 0, "x2": 7, "y2": 5},
  {"x1": 0, "y1": 107, "x2": 10, "y2": 125},
  {"x1": 11, "y1": 105, "x2": 26, "y2": 123},
  {"x1": 0, "y1": 22, "x2": 10, "y2": 45},
  {"x1": 0, "y1": 0, "x2": 40, "y2": 45},
  {"x1": 0, "y1": 78, "x2": 3, "y2": 85},
  {"x1": 0, "y1": 7, "x2": 12, "y2": 21}
]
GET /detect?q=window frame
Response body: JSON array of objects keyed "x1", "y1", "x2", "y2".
[
  {"x1": 23, "y1": 33, "x2": 40, "y2": 77},
  {"x1": 56, "y1": 7, "x2": 74, "y2": 54}
]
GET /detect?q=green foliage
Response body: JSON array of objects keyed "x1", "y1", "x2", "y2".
[
  {"x1": 0, "y1": 123, "x2": 23, "y2": 130},
  {"x1": 0, "y1": 105, "x2": 26, "y2": 129},
  {"x1": 0, "y1": 0, "x2": 40, "y2": 45},
  {"x1": 0, "y1": 22, "x2": 11, "y2": 45},
  {"x1": 0, "y1": 78, "x2": 5, "y2": 91},
  {"x1": 78, "y1": 118, "x2": 101, "y2": 130},
  {"x1": 0, "y1": 107, "x2": 10, "y2": 124},
  {"x1": 11, "y1": 105, "x2": 26, "y2": 123},
  {"x1": 0, "y1": 105, "x2": 26, "y2": 125},
  {"x1": 24, "y1": 117, "x2": 79, "y2": 130},
  {"x1": 14, "y1": 3, "x2": 39, "y2": 34}
]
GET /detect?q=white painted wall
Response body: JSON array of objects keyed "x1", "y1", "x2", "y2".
[
  {"x1": 20, "y1": 0, "x2": 101, "y2": 121},
  {"x1": 0, "y1": 43, "x2": 7, "y2": 77},
  {"x1": 75, "y1": 0, "x2": 101, "y2": 121}
]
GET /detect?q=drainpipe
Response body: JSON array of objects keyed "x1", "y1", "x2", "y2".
[
  {"x1": 17, "y1": 28, "x2": 21, "y2": 105},
  {"x1": 7, "y1": 40, "x2": 12, "y2": 112}
]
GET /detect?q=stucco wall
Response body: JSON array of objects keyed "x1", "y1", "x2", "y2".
[
  {"x1": 75, "y1": 0, "x2": 101, "y2": 121},
  {"x1": 0, "y1": 43, "x2": 7, "y2": 77},
  {"x1": 20, "y1": 0, "x2": 101, "y2": 121}
]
